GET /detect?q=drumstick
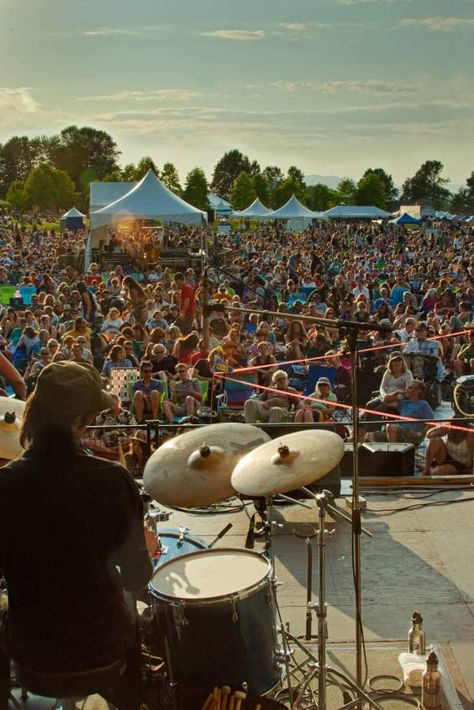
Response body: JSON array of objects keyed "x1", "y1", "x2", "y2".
[
  {"x1": 255, "y1": 705, "x2": 261, "y2": 710},
  {"x1": 228, "y1": 694, "x2": 235, "y2": 710},
  {"x1": 221, "y1": 686, "x2": 231, "y2": 710},
  {"x1": 201, "y1": 691, "x2": 214, "y2": 710},
  {"x1": 214, "y1": 686, "x2": 221, "y2": 710},
  {"x1": 233, "y1": 690, "x2": 246, "y2": 710},
  {"x1": 201, "y1": 693, "x2": 213, "y2": 710}
]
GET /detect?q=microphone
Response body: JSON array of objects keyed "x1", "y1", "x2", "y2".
[{"x1": 245, "y1": 514, "x2": 256, "y2": 550}]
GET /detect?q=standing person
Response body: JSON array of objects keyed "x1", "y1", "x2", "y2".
[
  {"x1": 173, "y1": 272, "x2": 195, "y2": 335},
  {"x1": 122, "y1": 276, "x2": 148, "y2": 326},
  {"x1": 0, "y1": 361, "x2": 154, "y2": 709}
]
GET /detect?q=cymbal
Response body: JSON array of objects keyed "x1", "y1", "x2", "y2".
[
  {"x1": 143, "y1": 423, "x2": 271, "y2": 508},
  {"x1": 231, "y1": 429, "x2": 345, "y2": 498},
  {"x1": 0, "y1": 397, "x2": 25, "y2": 461}
]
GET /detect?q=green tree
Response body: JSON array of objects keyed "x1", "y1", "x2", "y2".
[
  {"x1": 23, "y1": 164, "x2": 76, "y2": 211},
  {"x1": 134, "y1": 156, "x2": 158, "y2": 180},
  {"x1": 229, "y1": 172, "x2": 257, "y2": 210},
  {"x1": 6, "y1": 180, "x2": 27, "y2": 211},
  {"x1": 183, "y1": 168, "x2": 210, "y2": 211},
  {"x1": 211, "y1": 149, "x2": 255, "y2": 199},
  {"x1": 356, "y1": 173, "x2": 386, "y2": 208},
  {"x1": 0, "y1": 135, "x2": 49, "y2": 198},
  {"x1": 160, "y1": 162, "x2": 182, "y2": 195},
  {"x1": 335, "y1": 178, "x2": 357, "y2": 205},
  {"x1": 271, "y1": 166, "x2": 308, "y2": 208},
  {"x1": 121, "y1": 163, "x2": 137, "y2": 181},
  {"x1": 401, "y1": 160, "x2": 450, "y2": 209},
  {"x1": 49, "y1": 125, "x2": 120, "y2": 190},
  {"x1": 262, "y1": 166, "x2": 283, "y2": 193},
  {"x1": 253, "y1": 173, "x2": 270, "y2": 205},
  {"x1": 450, "y1": 172, "x2": 474, "y2": 213},
  {"x1": 362, "y1": 168, "x2": 398, "y2": 206},
  {"x1": 307, "y1": 183, "x2": 336, "y2": 211}
]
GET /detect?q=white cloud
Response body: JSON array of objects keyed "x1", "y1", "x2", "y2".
[
  {"x1": 200, "y1": 29, "x2": 265, "y2": 40},
  {"x1": 395, "y1": 16, "x2": 474, "y2": 31},
  {"x1": 272, "y1": 79, "x2": 418, "y2": 95},
  {"x1": 78, "y1": 89, "x2": 203, "y2": 102},
  {"x1": 83, "y1": 27, "x2": 147, "y2": 37},
  {"x1": 0, "y1": 87, "x2": 40, "y2": 113}
]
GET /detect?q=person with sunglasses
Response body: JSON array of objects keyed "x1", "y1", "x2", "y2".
[
  {"x1": 131, "y1": 360, "x2": 163, "y2": 423},
  {"x1": 162, "y1": 365, "x2": 202, "y2": 423}
]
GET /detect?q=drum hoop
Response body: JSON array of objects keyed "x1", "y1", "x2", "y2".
[{"x1": 149, "y1": 547, "x2": 272, "y2": 604}]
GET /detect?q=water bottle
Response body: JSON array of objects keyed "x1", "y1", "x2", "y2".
[
  {"x1": 422, "y1": 649, "x2": 441, "y2": 708},
  {"x1": 408, "y1": 611, "x2": 426, "y2": 655}
]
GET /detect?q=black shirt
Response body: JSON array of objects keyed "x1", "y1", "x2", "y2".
[{"x1": 0, "y1": 449, "x2": 152, "y2": 672}]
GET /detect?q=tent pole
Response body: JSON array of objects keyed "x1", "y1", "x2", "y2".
[{"x1": 202, "y1": 231, "x2": 210, "y2": 352}]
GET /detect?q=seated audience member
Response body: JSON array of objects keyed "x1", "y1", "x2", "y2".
[
  {"x1": 89, "y1": 394, "x2": 137, "y2": 455},
  {"x1": 162, "y1": 364, "x2": 202, "y2": 423},
  {"x1": 132, "y1": 360, "x2": 163, "y2": 423},
  {"x1": 421, "y1": 404, "x2": 474, "y2": 475},
  {"x1": 367, "y1": 379, "x2": 434, "y2": 446},
  {"x1": 249, "y1": 341, "x2": 277, "y2": 388},
  {"x1": 0, "y1": 361, "x2": 153, "y2": 709},
  {"x1": 295, "y1": 376, "x2": 337, "y2": 423},
  {"x1": 365, "y1": 353, "x2": 414, "y2": 411},
  {"x1": 121, "y1": 430, "x2": 152, "y2": 479},
  {"x1": 102, "y1": 344, "x2": 134, "y2": 380},
  {"x1": 244, "y1": 369, "x2": 299, "y2": 423},
  {"x1": 403, "y1": 322, "x2": 445, "y2": 381}
]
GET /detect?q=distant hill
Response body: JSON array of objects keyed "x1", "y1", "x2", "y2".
[{"x1": 304, "y1": 174, "x2": 345, "y2": 189}]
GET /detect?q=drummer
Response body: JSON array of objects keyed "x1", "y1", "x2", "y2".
[
  {"x1": 244, "y1": 369, "x2": 300, "y2": 423},
  {"x1": 0, "y1": 361, "x2": 154, "y2": 709}
]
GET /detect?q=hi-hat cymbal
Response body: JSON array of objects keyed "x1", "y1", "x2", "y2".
[
  {"x1": 0, "y1": 397, "x2": 25, "y2": 461},
  {"x1": 231, "y1": 429, "x2": 344, "y2": 498},
  {"x1": 143, "y1": 423, "x2": 271, "y2": 508}
]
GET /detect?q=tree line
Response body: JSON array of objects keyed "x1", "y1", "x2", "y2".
[{"x1": 0, "y1": 126, "x2": 473, "y2": 214}]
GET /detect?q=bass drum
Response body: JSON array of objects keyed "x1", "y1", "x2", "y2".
[
  {"x1": 150, "y1": 548, "x2": 280, "y2": 696},
  {"x1": 154, "y1": 528, "x2": 207, "y2": 568}
]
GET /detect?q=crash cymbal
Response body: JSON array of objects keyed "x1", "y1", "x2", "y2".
[
  {"x1": 143, "y1": 423, "x2": 271, "y2": 508},
  {"x1": 0, "y1": 397, "x2": 25, "y2": 461},
  {"x1": 231, "y1": 429, "x2": 344, "y2": 498}
]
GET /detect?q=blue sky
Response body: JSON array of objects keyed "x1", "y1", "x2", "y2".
[{"x1": 0, "y1": 0, "x2": 472, "y2": 187}]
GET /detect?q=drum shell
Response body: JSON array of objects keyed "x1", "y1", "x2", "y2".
[
  {"x1": 150, "y1": 549, "x2": 280, "y2": 695},
  {"x1": 154, "y1": 529, "x2": 207, "y2": 568}
]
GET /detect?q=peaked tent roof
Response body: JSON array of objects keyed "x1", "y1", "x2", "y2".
[
  {"x1": 61, "y1": 206, "x2": 85, "y2": 218},
  {"x1": 233, "y1": 198, "x2": 272, "y2": 218},
  {"x1": 322, "y1": 205, "x2": 391, "y2": 219},
  {"x1": 266, "y1": 195, "x2": 321, "y2": 219},
  {"x1": 208, "y1": 192, "x2": 232, "y2": 211},
  {"x1": 389, "y1": 212, "x2": 421, "y2": 225},
  {"x1": 90, "y1": 170, "x2": 206, "y2": 228},
  {"x1": 90, "y1": 181, "x2": 135, "y2": 212}
]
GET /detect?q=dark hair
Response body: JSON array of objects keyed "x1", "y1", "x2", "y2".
[
  {"x1": 20, "y1": 396, "x2": 93, "y2": 454},
  {"x1": 140, "y1": 359, "x2": 153, "y2": 370},
  {"x1": 174, "y1": 272, "x2": 184, "y2": 282}
]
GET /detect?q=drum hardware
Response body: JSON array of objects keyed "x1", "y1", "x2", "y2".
[
  {"x1": 280, "y1": 490, "x2": 381, "y2": 710},
  {"x1": 207, "y1": 522, "x2": 233, "y2": 549},
  {"x1": 293, "y1": 527, "x2": 320, "y2": 642}
]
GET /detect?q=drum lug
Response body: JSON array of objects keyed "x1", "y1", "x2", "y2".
[
  {"x1": 172, "y1": 600, "x2": 189, "y2": 627},
  {"x1": 231, "y1": 595, "x2": 239, "y2": 623}
]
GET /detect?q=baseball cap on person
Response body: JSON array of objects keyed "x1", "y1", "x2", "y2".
[
  {"x1": 378, "y1": 319, "x2": 392, "y2": 328},
  {"x1": 32, "y1": 361, "x2": 114, "y2": 417},
  {"x1": 317, "y1": 377, "x2": 331, "y2": 387}
]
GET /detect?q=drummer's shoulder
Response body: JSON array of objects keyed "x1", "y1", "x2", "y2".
[{"x1": 78, "y1": 450, "x2": 135, "y2": 482}]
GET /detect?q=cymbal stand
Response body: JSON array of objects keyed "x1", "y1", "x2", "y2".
[
  {"x1": 293, "y1": 528, "x2": 318, "y2": 642},
  {"x1": 282, "y1": 490, "x2": 381, "y2": 710}
]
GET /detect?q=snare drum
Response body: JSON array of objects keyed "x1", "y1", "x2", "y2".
[
  {"x1": 154, "y1": 528, "x2": 207, "y2": 568},
  {"x1": 150, "y1": 548, "x2": 280, "y2": 695}
]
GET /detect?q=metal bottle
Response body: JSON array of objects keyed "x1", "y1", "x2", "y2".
[
  {"x1": 408, "y1": 610, "x2": 426, "y2": 654},
  {"x1": 422, "y1": 649, "x2": 441, "y2": 709}
]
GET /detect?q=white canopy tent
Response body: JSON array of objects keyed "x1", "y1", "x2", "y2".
[
  {"x1": 90, "y1": 170, "x2": 207, "y2": 234},
  {"x1": 232, "y1": 197, "x2": 272, "y2": 218},
  {"x1": 322, "y1": 205, "x2": 391, "y2": 219},
  {"x1": 266, "y1": 195, "x2": 322, "y2": 220}
]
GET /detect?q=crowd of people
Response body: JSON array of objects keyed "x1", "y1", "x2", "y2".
[{"x1": 0, "y1": 212, "x2": 472, "y2": 469}]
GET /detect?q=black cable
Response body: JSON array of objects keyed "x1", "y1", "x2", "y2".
[{"x1": 367, "y1": 495, "x2": 474, "y2": 515}]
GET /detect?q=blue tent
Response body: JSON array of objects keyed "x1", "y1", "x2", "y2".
[
  {"x1": 60, "y1": 206, "x2": 85, "y2": 232},
  {"x1": 390, "y1": 212, "x2": 421, "y2": 225}
]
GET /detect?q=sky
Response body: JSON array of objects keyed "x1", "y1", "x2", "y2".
[{"x1": 0, "y1": 0, "x2": 473, "y2": 188}]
